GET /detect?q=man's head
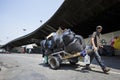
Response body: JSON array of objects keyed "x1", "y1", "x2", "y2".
[{"x1": 96, "y1": 25, "x2": 103, "y2": 32}]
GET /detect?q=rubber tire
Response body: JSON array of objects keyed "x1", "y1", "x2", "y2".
[
  {"x1": 48, "y1": 56, "x2": 60, "y2": 69},
  {"x1": 64, "y1": 38, "x2": 83, "y2": 53}
]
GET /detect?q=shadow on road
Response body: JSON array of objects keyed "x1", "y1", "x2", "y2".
[
  {"x1": 38, "y1": 63, "x2": 105, "y2": 74},
  {"x1": 38, "y1": 55, "x2": 120, "y2": 74},
  {"x1": 91, "y1": 55, "x2": 120, "y2": 70}
]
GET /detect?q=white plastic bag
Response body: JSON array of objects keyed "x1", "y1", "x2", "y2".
[{"x1": 84, "y1": 54, "x2": 90, "y2": 64}]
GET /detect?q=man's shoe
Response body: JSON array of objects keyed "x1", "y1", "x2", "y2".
[{"x1": 103, "y1": 67, "x2": 110, "y2": 73}]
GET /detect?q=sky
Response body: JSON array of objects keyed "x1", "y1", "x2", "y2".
[{"x1": 0, "y1": 0, "x2": 64, "y2": 45}]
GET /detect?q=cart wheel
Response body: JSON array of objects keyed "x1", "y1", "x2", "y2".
[
  {"x1": 69, "y1": 57, "x2": 79, "y2": 65},
  {"x1": 48, "y1": 56, "x2": 60, "y2": 69}
]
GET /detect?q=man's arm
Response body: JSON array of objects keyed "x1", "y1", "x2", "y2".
[{"x1": 91, "y1": 37, "x2": 97, "y2": 51}]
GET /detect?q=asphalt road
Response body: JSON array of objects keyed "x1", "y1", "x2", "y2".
[{"x1": 0, "y1": 53, "x2": 120, "y2": 80}]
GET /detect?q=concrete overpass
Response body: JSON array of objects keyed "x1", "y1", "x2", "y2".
[{"x1": 1, "y1": 0, "x2": 120, "y2": 50}]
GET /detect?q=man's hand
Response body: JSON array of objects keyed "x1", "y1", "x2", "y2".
[
  {"x1": 93, "y1": 46, "x2": 98, "y2": 51},
  {"x1": 100, "y1": 45, "x2": 103, "y2": 48}
]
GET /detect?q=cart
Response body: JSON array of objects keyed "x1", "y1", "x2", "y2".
[
  {"x1": 44, "y1": 48, "x2": 93, "y2": 69},
  {"x1": 44, "y1": 50, "x2": 82, "y2": 69}
]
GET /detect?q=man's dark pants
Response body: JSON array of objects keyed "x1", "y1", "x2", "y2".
[{"x1": 86, "y1": 49, "x2": 106, "y2": 69}]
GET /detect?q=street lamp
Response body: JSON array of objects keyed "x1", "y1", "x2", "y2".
[
  {"x1": 40, "y1": 20, "x2": 42, "y2": 23},
  {"x1": 23, "y1": 29, "x2": 26, "y2": 31}
]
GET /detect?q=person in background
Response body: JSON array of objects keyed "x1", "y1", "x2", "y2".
[{"x1": 85, "y1": 25, "x2": 110, "y2": 73}]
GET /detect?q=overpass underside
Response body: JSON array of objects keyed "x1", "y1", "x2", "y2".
[{"x1": 1, "y1": 0, "x2": 120, "y2": 50}]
